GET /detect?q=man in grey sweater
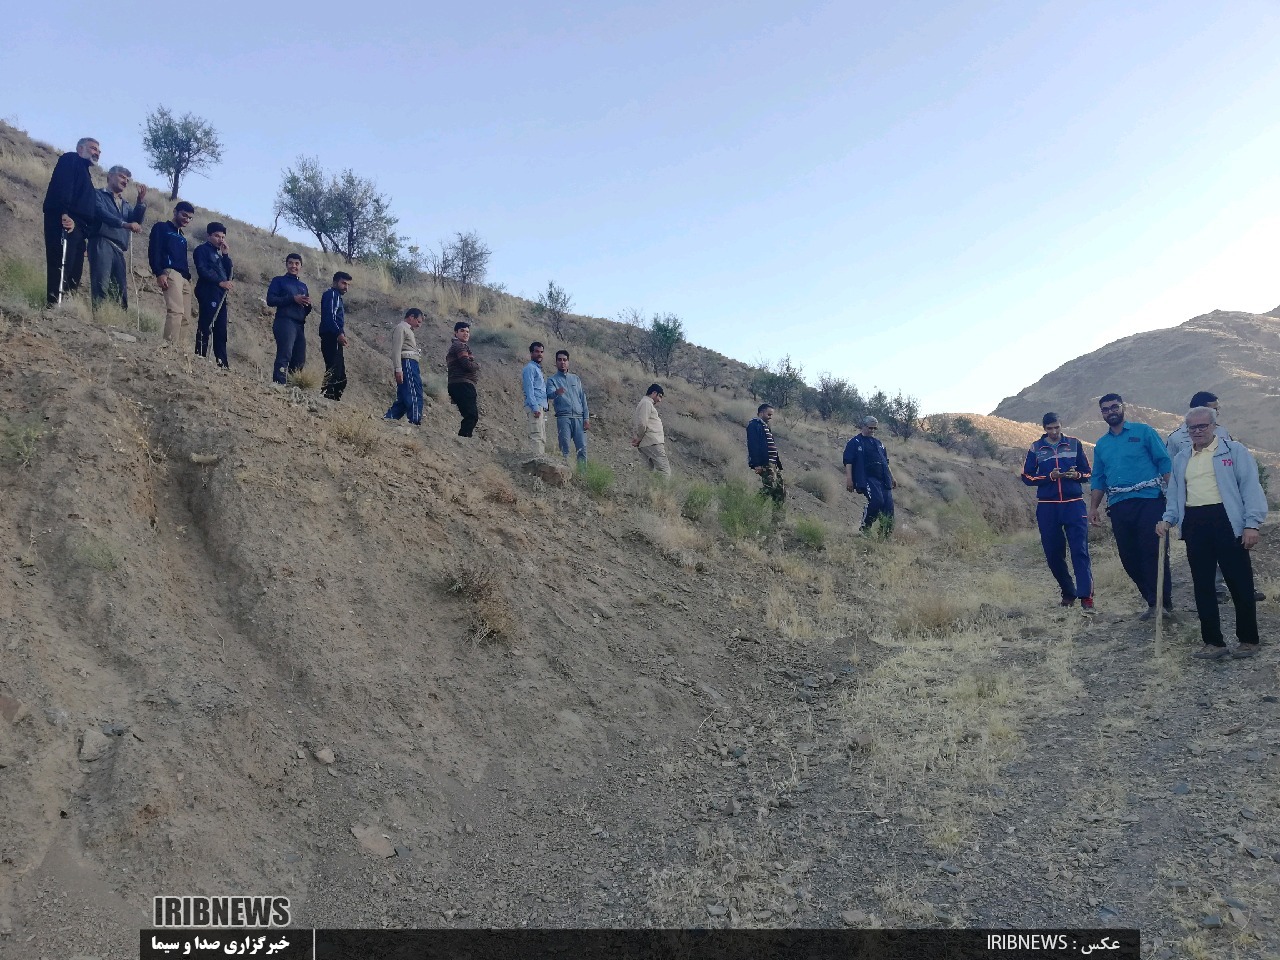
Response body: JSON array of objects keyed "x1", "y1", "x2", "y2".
[
  {"x1": 89, "y1": 165, "x2": 146, "y2": 308},
  {"x1": 546, "y1": 349, "x2": 590, "y2": 465}
]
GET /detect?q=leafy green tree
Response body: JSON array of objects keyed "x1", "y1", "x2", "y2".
[
  {"x1": 646, "y1": 312, "x2": 685, "y2": 376},
  {"x1": 533, "y1": 281, "x2": 573, "y2": 337},
  {"x1": 141, "y1": 106, "x2": 224, "y2": 200},
  {"x1": 276, "y1": 157, "x2": 337, "y2": 253}
]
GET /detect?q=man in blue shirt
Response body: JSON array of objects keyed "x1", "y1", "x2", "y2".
[
  {"x1": 266, "y1": 253, "x2": 312, "y2": 385},
  {"x1": 844, "y1": 416, "x2": 896, "y2": 534},
  {"x1": 1021, "y1": 412, "x2": 1093, "y2": 610},
  {"x1": 319, "y1": 272, "x2": 352, "y2": 401},
  {"x1": 522, "y1": 342, "x2": 549, "y2": 456},
  {"x1": 1088, "y1": 393, "x2": 1173, "y2": 620},
  {"x1": 546, "y1": 349, "x2": 590, "y2": 465}
]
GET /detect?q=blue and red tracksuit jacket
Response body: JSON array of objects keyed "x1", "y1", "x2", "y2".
[{"x1": 1021, "y1": 435, "x2": 1091, "y2": 503}]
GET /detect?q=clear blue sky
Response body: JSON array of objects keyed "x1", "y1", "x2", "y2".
[{"x1": 11, "y1": 0, "x2": 1280, "y2": 413}]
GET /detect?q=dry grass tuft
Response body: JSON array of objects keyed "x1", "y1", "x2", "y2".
[
  {"x1": 329, "y1": 413, "x2": 380, "y2": 456},
  {"x1": 449, "y1": 568, "x2": 518, "y2": 645},
  {"x1": 287, "y1": 368, "x2": 324, "y2": 391},
  {"x1": 629, "y1": 514, "x2": 709, "y2": 570},
  {"x1": 794, "y1": 470, "x2": 839, "y2": 503},
  {"x1": 477, "y1": 464, "x2": 519, "y2": 505},
  {"x1": 894, "y1": 592, "x2": 972, "y2": 635}
]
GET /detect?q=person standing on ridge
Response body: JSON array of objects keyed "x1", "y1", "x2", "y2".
[
  {"x1": 266, "y1": 253, "x2": 312, "y2": 385},
  {"x1": 88, "y1": 165, "x2": 146, "y2": 308},
  {"x1": 632, "y1": 384, "x2": 671, "y2": 478},
  {"x1": 148, "y1": 201, "x2": 195, "y2": 343},
  {"x1": 1088, "y1": 393, "x2": 1173, "y2": 621},
  {"x1": 522, "y1": 342, "x2": 549, "y2": 455},
  {"x1": 1157, "y1": 406, "x2": 1266, "y2": 660},
  {"x1": 384, "y1": 308, "x2": 425, "y2": 425},
  {"x1": 1021, "y1": 412, "x2": 1093, "y2": 611},
  {"x1": 42, "y1": 137, "x2": 100, "y2": 304},
  {"x1": 747, "y1": 403, "x2": 786, "y2": 518},
  {"x1": 446, "y1": 321, "x2": 481, "y2": 437},
  {"x1": 844, "y1": 416, "x2": 896, "y2": 533},
  {"x1": 546, "y1": 349, "x2": 590, "y2": 465},
  {"x1": 319, "y1": 272, "x2": 352, "y2": 400},
  {"x1": 192, "y1": 222, "x2": 233, "y2": 368}
]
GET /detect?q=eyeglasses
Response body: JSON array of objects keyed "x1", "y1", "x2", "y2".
[
  {"x1": 1099, "y1": 404, "x2": 1122, "y2": 413},
  {"x1": 1186, "y1": 423, "x2": 1214, "y2": 432}
]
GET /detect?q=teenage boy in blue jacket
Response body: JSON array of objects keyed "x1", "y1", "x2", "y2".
[
  {"x1": 266, "y1": 253, "x2": 312, "y2": 385},
  {"x1": 1021, "y1": 413, "x2": 1093, "y2": 610},
  {"x1": 319, "y1": 272, "x2": 352, "y2": 400},
  {"x1": 193, "y1": 222, "x2": 233, "y2": 368}
]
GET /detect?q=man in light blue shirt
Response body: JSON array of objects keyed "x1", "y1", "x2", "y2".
[
  {"x1": 1088, "y1": 393, "x2": 1173, "y2": 620},
  {"x1": 522, "y1": 341, "x2": 549, "y2": 456},
  {"x1": 546, "y1": 349, "x2": 590, "y2": 465}
]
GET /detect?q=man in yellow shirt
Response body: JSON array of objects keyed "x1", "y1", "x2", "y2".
[{"x1": 1157, "y1": 407, "x2": 1267, "y2": 660}]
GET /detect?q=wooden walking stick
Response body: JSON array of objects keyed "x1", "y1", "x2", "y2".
[{"x1": 1155, "y1": 530, "x2": 1169, "y2": 656}]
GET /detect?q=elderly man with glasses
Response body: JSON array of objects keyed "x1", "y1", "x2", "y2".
[
  {"x1": 1088, "y1": 393, "x2": 1173, "y2": 621},
  {"x1": 1156, "y1": 407, "x2": 1266, "y2": 660}
]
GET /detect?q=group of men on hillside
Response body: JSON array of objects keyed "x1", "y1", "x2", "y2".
[{"x1": 1022, "y1": 391, "x2": 1266, "y2": 661}]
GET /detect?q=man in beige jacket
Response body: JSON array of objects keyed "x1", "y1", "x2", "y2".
[{"x1": 632, "y1": 383, "x2": 671, "y2": 478}]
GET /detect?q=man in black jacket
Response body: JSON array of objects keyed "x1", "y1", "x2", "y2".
[
  {"x1": 89, "y1": 165, "x2": 146, "y2": 308},
  {"x1": 266, "y1": 254, "x2": 312, "y2": 385},
  {"x1": 193, "y1": 222, "x2": 234, "y2": 368},
  {"x1": 148, "y1": 202, "x2": 195, "y2": 342},
  {"x1": 42, "y1": 137, "x2": 100, "y2": 304}
]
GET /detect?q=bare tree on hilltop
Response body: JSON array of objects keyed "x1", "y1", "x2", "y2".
[
  {"x1": 424, "y1": 231, "x2": 492, "y2": 292},
  {"x1": 141, "y1": 106, "x2": 224, "y2": 200},
  {"x1": 533, "y1": 281, "x2": 573, "y2": 337}
]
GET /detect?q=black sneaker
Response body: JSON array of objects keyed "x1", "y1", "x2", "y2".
[
  {"x1": 1060, "y1": 595, "x2": 1076, "y2": 608},
  {"x1": 1255, "y1": 590, "x2": 1266, "y2": 602},
  {"x1": 1138, "y1": 606, "x2": 1156, "y2": 622}
]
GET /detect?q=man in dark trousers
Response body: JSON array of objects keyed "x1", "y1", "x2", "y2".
[
  {"x1": 266, "y1": 253, "x2": 312, "y2": 385},
  {"x1": 319, "y1": 271, "x2": 352, "y2": 400},
  {"x1": 148, "y1": 201, "x2": 195, "y2": 342},
  {"x1": 193, "y1": 223, "x2": 234, "y2": 368},
  {"x1": 1088, "y1": 393, "x2": 1173, "y2": 621},
  {"x1": 844, "y1": 416, "x2": 896, "y2": 533},
  {"x1": 1021, "y1": 412, "x2": 1093, "y2": 611},
  {"x1": 42, "y1": 137, "x2": 100, "y2": 304},
  {"x1": 747, "y1": 403, "x2": 785, "y2": 517},
  {"x1": 88, "y1": 165, "x2": 146, "y2": 308},
  {"x1": 1157, "y1": 406, "x2": 1267, "y2": 660},
  {"x1": 446, "y1": 321, "x2": 481, "y2": 436}
]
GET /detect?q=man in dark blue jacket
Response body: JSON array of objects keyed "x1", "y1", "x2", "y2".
[
  {"x1": 266, "y1": 253, "x2": 312, "y2": 385},
  {"x1": 319, "y1": 272, "x2": 352, "y2": 400},
  {"x1": 42, "y1": 137, "x2": 100, "y2": 304},
  {"x1": 148, "y1": 202, "x2": 195, "y2": 342},
  {"x1": 1021, "y1": 412, "x2": 1094, "y2": 610},
  {"x1": 193, "y1": 223, "x2": 234, "y2": 368},
  {"x1": 746, "y1": 403, "x2": 785, "y2": 515},
  {"x1": 88, "y1": 165, "x2": 146, "y2": 308},
  {"x1": 844, "y1": 416, "x2": 896, "y2": 533}
]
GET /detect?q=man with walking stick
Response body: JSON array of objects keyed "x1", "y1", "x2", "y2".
[
  {"x1": 1157, "y1": 407, "x2": 1266, "y2": 660},
  {"x1": 1088, "y1": 393, "x2": 1174, "y2": 622},
  {"x1": 193, "y1": 222, "x2": 234, "y2": 368},
  {"x1": 42, "y1": 137, "x2": 100, "y2": 305},
  {"x1": 89, "y1": 166, "x2": 146, "y2": 309}
]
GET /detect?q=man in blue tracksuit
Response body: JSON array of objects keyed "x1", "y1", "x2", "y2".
[
  {"x1": 193, "y1": 222, "x2": 233, "y2": 368},
  {"x1": 266, "y1": 253, "x2": 312, "y2": 385},
  {"x1": 844, "y1": 416, "x2": 896, "y2": 533},
  {"x1": 1089, "y1": 392, "x2": 1173, "y2": 620},
  {"x1": 546, "y1": 349, "x2": 590, "y2": 465},
  {"x1": 319, "y1": 271, "x2": 352, "y2": 400},
  {"x1": 1021, "y1": 412, "x2": 1093, "y2": 610}
]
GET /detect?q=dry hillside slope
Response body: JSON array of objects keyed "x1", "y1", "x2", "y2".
[{"x1": 993, "y1": 310, "x2": 1280, "y2": 453}]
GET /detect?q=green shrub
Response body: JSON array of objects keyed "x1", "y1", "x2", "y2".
[
  {"x1": 578, "y1": 460, "x2": 615, "y2": 498},
  {"x1": 2, "y1": 415, "x2": 44, "y2": 467},
  {"x1": 0, "y1": 257, "x2": 46, "y2": 309},
  {"x1": 682, "y1": 483, "x2": 715, "y2": 522},
  {"x1": 793, "y1": 517, "x2": 827, "y2": 550},
  {"x1": 716, "y1": 479, "x2": 772, "y2": 539}
]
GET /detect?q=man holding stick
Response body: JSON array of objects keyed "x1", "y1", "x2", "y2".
[
  {"x1": 1156, "y1": 407, "x2": 1266, "y2": 660},
  {"x1": 42, "y1": 137, "x2": 100, "y2": 304},
  {"x1": 88, "y1": 165, "x2": 146, "y2": 308},
  {"x1": 193, "y1": 222, "x2": 233, "y2": 368}
]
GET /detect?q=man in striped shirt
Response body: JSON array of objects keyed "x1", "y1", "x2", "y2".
[{"x1": 747, "y1": 403, "x2": 785, "y2": 517}]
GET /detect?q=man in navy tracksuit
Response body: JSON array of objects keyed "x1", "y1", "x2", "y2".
[
  {"x1": 1021, "y1": 412, "x2": 1094, "y2": 610},
  {"x1": 266, "y1": 253, "x2": 312, "y2": 385},
  {"x1": 319, "y1": 272, "x2": 352, "y2": 400},
  {"x1": 193, "y1": 222, "x2": 234, "y2": 367},
  {"x1": 42, "y1": 137, "x2": 100, "y2": 303},
  {"x1": 844, "y1": 416, "x2": 896, "y2": 533}
]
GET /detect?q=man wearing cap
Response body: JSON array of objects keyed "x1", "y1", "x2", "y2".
[
  {"x1": 88, "y1": 165, "x2": 146, "y2": 308},
  {"x1": 148, "y1": 201, "x2": 195, "y2": 342},
  {"x1": 193, "y1": 222, "x2": 233, "y2": 368},
  {"x1": 1088, "y1": 393, "x2": 1173, "y2": 621},
  {"x1": 844, "y1": 416, "x2": 896, "y2": 533},
  {"x1": 747, "y1": 403, "x2": 786, "y2": 517},
  {"x1": 267, "y1": 253, "x2": 312, "y2": 385},
  {"x1": 43, "y1": 137, "x2": 100, "y2": 304},
  {"x1": 1157, "y1": 406, "x2": 1267, "y2": 660},
  {"x1": 1021, "y1": 413, "x2": 1093, "y2": 610},
  {"x1": 632, "y1": 384, "x2": 671, "y2": 478}
]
